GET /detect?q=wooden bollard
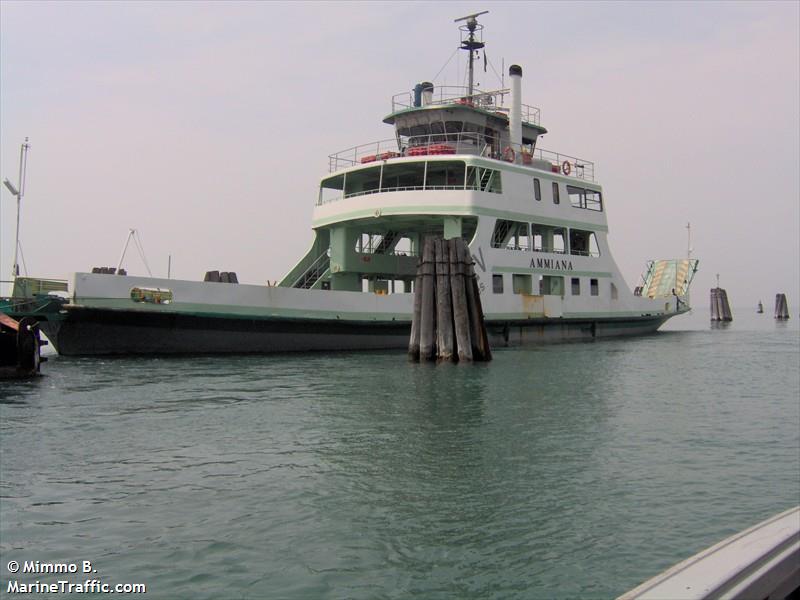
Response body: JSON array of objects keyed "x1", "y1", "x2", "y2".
[
  {"x1": 449, "y1": 237, "x2": 473, "y2": 362},
  {"x1": 434, "y1": 238, "x2": 455, "y2": 361},
  {"x1": 419, "y1": 237, "x2": 436, "y2": 360}
]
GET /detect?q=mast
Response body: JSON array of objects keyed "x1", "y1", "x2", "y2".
[{"x1": 455, "y1": 11, "x2": 488, "y2": 98}]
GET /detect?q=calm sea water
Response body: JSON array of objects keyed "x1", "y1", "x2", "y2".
[{"x1": 1, "y1": 307, "x2": 798, "y2": 599}]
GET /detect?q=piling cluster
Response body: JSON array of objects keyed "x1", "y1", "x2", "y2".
[
  {"x1": 774, "y1": 293, "x2": 790, "y2": 320},
  {"x1": 408, "y1": 237, "x2": 491, "y2": 362},
  {"x1": 710, "y1": 288, "x2": 733, "y2": 322}
]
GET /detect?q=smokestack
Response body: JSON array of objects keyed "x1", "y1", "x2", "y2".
[
  {"x1": 509, "y1": 65, "x2": 522, "y2": 163},
  {"x1": 421, "y1": 82, "x2": 434, "y2": 106},
  {"x1": 413, "y1": 83, "x2": 424, "y2": 108}
]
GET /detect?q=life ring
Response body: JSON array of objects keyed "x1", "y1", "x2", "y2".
[
  {"x1": 561, "y1": 160, "x2": 572, "y2": 176},
  {"x1": 503, "y1": 147, "x2": 516, "y2": 162}
]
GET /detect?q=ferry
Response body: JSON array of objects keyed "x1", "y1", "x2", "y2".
[{"x1": 4, "y1": 13, "x2": 698, "y2": 356}]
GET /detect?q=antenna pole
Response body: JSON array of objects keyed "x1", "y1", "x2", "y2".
[
  {"x1": 11, "y1": 138, "x2": 30, "y2": 279},
  {"x1": 455, "y1": 11, "x2": 488, "y2": 98},
  {"x1": 467, "y1": 21, "x2": 475, "y2": 97}
]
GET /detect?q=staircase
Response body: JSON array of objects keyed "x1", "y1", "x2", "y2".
[
  {"x1": 292, "y1": 252, "x2": 330, "y2": 289},
  {"x1": 373, "y1": 231, "x2": 399, "y2": 254}
]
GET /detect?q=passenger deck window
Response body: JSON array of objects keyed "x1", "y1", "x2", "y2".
[
  {"x1": 571, "y1": 277, "x2": 580, "y2": 295},
  {"x1": 534, "y1": 178, "x2": 541, "y2": 201},
  {"x1": 493, "y1": 274, "x2": 504, "y2": 294},
  {"x1": 590, "y1": 278, "x2": 599, "y2": 296},
  {"x1": 552, "y1": 182, "x2": 560, "y2": 204}
]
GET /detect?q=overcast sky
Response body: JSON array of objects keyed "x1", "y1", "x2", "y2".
[{"x1": 1, "y1": 0, "x2": 798, "y2": 309}]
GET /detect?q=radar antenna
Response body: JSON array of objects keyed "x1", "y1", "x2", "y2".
[{"x1": 454, "y1": 11, "x2": 488, "y2": 98}]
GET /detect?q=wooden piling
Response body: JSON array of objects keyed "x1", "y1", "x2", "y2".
[
  {"x1": 434, "y1": 238, "x2": 455, "y2": 361},
  {"x1": 462, "y1": 240, "x2": 492, "y2": 361},
  {"x1": 775, "y1": 293, "x2": 790, "y2": 320},
  {"x1": 449, "y1": 237, "x2": 473, "y2": 362},
  {"x1": 710, "y1": 288, "x2": 732, "y2": 322},
  {"x1": 408, "y1": 258, "x2": 423, "y2": 360},
  {"x1": 419, "y1": 237, "x2": 436, "y2": 360},
  {"x1": 408, "y1": 236, "x2": 491, "y2": 363}
]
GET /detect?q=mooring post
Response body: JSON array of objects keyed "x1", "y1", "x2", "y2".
[
  {"x1": 434, "y1": 238, "x2": 454, "y2": 361},
  {"x1": 419, "y1": 237, "x2": 436, "y2": 360},
  {"x1": 449, "y1": 237, "x2": 473, "y2": 362},
  {"x1": 775, "y1": 293, "x2": 790, "y2": 320},
  {"x1": 408, "y1": 257, "x2": 423, "y2": 360},
  {"x1": 461, "y1": 240, "x2": 491, "y2": 361}
]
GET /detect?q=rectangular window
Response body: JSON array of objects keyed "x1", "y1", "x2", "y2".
[
  {"x1": 611, "y1": 282, "x2": 619, "y2": 300},
  {"x1": 569, "y1": 229, "x2": 601, "y2": 257},
  {"x1": 492, "y1": 220, "x2": 529, "y2": 250},
  {"x1": 534, "y1": 178, "x2": 541, "y2": 201},
  {"x1": 590, "y1": 278, "x2": 599, "y2": 296},
  {"x1": 424, "y1": 160, "x2": 466, "y2": 189},
  {"x1": 492, "y1": 274, "x2": 504, "y2": 294},
  {"x1": 541, "y1": 276, "x2": 563, "y2": 296},
  {"x1": 531, "y1": 223, "x2": 567, "y2": 254},
  {"x1": 466, "y1": 166, "x2": 502, "y2": 193},
  {"x1": 552, "y1": 182, "x2": 560, "y2": 204},
  {"x1": 513, "y1": 274, "x2": 532, "y2": 295},
  {"x1": 571, "y1": 277, "x2": 580, "y2": 295},
  {"x1": 566, "y1": 185, "x2": 603, "y2": 211}
]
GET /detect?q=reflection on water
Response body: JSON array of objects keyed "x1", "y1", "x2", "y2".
[{"x1": 1, "y1": 318, "x2": 798, "y2": 599}]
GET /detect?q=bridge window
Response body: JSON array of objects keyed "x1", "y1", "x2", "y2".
[
  {"x1": 552, "y1": 182, "x2": 560, "y2": 204},
  {"x1": 567, "y1": 185, "x2": 603, "y2": 211},
  {"x1": 534, "y1": 178, "x2": 541, "y2": 201},
  {"x1": 591, "y1": 278, "x2": 599, "y2": 296}
]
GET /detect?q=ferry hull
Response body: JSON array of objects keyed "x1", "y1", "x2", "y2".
[{"x1": 39, "y1": 307, "x2": 672, "y2": 356}]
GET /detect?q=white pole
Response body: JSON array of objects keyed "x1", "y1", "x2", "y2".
[
  {"x1": 12, "y1": 138, "x2": 30, "y2": 279},
  {"x1": 116, "y1": 229, "x2": 135, "y2": 274}
]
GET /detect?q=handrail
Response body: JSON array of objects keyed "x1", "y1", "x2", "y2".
[
  {"x1": 390, "y1": 86, "x2": 541, "y2": 125},
  {"x1": 291, "y1": 251, "x2": 330, "y2": 289},
  {"x1": 327, "y1": 132, "x2": 595, "y2": 181}
]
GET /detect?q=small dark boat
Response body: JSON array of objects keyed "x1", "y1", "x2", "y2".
[
  {"x1": 0, "y1": 311, "x2": 46, "y2": 379},
  {"x1": 757, "y1": 300, "x2": 764, "y2": 314}
]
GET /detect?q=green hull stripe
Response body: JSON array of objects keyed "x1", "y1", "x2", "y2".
[
  {"x1": 313, "y1": 203, "x2": 608, "y2": 232},
  {"x1": 74, "y1": 299, "x2": 411, "y2": 322},
  {"x1": 492, "y1": 266, "x2": 612, "y2": 278},
  {"x1": 74, "y1": 300, "x2": 673, "y2": 324}
]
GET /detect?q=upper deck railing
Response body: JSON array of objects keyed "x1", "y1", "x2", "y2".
[
  {"x1": 390, "y1": 86, "x2": 541, "y2": 126},
  {"x1": 327, "y1": 133, "x2": 595, "y2": 182}
]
